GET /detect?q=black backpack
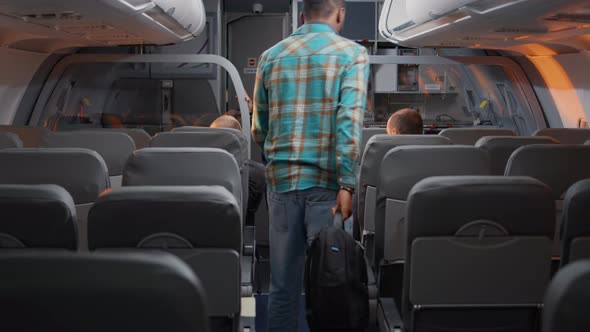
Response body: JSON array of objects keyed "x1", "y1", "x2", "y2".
[{"x1": 305, "y1": 214, "x2": 369, "y2": 332}]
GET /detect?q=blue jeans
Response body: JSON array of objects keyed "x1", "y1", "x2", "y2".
[{"x1": 267, "y1": 187, "x2": 337, "y2": 332}]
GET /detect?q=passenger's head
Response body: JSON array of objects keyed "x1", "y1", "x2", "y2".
[
  {"x1": 210, "y1": 115, "x2": 242, "y2": 130},
  {"x1": 386, "y1": 108, "x2": 424, "y2": 135},
  {"x1": 301, "y1": 0, "x2": 346, "y2": 33}
]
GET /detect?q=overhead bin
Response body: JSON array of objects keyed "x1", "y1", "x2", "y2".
[
  {"x1": 0, "y1": 0, "x2": 206, "y2": 52},
  {"x1": 379, "y1": 0, "x2": 590, "y2": 53}
]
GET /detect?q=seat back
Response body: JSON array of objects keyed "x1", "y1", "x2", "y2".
[
  {"x1": 439, "y1": 127, "x2": 516, "y2": 145},
  {"x1": 88, "y1": 186, "x2": 241, "y2": 323},
  {"x1": 0, "y1": 184, "x2": 77, "y2": 250},
  {"x1": 0, "y1": 148, "x2": 110, "y2": 250},
  {"x1": 561, "y1": 179, "x2": 590, "y2": 266},
  {"x1": 150, "y1": 129, "x2": 248, "y2": 214},
  {"x1": 506, "y1": 145, "x2": 590, "y2": 256},
  {"x1": 123, "y1": 147, "x2": 242, "y2": 216},
  {"x1": 0, "y1": 251, "x2": 210, "y2": 332},
  {"x1": 0, "y1": 125, "x2": 50, "y2": 147},
  {"x1": 45, "y1": 131, "x2": 135, "y2": 188},
  {"x1": 81, "y1": 128, "x2": 151, "y2": 149},
  {"x1": 534, "y1": 128, "x2": 590, "y2": 144},
  {"x1": 374, "y1": 146, "x2": 490, "y2": 266},
  {"x1": 475, "y1": 136, "x2": 558, "y2": 175},
  {"x1": 361, "y1": 128, "x2": 387, "y2": 155},
  {"x1": 543, "y1": 261, "x2": 590, "y2": 332},
  {"x1": 0, "y1": 132, "x2": 23, "y2": 149},
  {"x1": 405, "y1": 176, "x2": 554, "y2": 332},
  {"x1": 358, "y1": 135, "x2": 451, "y2": 237}
]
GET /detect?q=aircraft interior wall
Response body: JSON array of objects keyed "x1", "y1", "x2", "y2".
[{"x1": 0, "y1": 48, "x2": 48, "y2": 125}]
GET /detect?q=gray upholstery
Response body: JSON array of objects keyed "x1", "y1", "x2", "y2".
[
  {"x1": 0, "y1": 184, "x2": 77, "y2": 249},
  {"x1": 81, "y1": 128, "x2": 151, "y2": 149},
  {"x1": 45, "y1": 131, "x2": 135, "y2": 177},
  {"x1": 357, "y1": 134, "x2": 451, "y2": 234},
  {"x1": 0, "y1": 132, "x2": 23, "y2": 149},
  {"x1": 586, "y1": 140, "x2": 590, "y2": 145},
  {"x1": 361, "y1": 127, "x2": 386, "y2": 155},
  {"x1": 165, "y1": 127, "x2": 248, "y2": 165},
  {"x1": 439, "y1": 127, "x2": 516, "y2": 145},
  {"x1": 534, "y1": 128, "x2": 590, "y2": 144},
  {"x1": 506, "y1": 145, "x2": 590, "y2": 199},
  {"x1": 88, "y1": 186, "x2": 241, "y2": 320},
  {"x1": 405, "y1": 176, "x2": 554, "y2": 332},
  {"x1": 543, "y1": 261, "x2": 590, "y2": 332},
  {"x1": 123, "y1": 148, "x2": 242, "y2": 215},
  {"x1": 475, "y1": 136, "x2": 558, "y2": 175},
  {"x1": 374, "y1": 146, "x2": 490, "y2": 266},
  {"x1": 0, "y1": 125, "x2": 50, "y2": 147},
  {"x1": 561, "y1": 179, "x2": 590, "y2": 266},
  {"x1": 0, "y1": 148, "x2": 110, "y2": 204},
  {"x1": 0, "y1": 251, "x2": 210, "y2": 332}
]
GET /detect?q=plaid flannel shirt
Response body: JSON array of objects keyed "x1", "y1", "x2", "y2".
[{"x1": 252, "y1": 23, "x2": 369, "y2": 193}]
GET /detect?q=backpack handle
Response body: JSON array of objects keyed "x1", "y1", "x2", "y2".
[{"x1": 333, "y1": 212, "x2": 344, "y2": 230}]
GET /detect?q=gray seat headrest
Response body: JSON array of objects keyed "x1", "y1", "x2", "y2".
[
  {"x1": 0, "y1": 251, "x2": 210, "y2": 332},
  {"x1": 151, "y1": 130, "x2": 247, "y2": 166},
  {"x1": 0, "y1": 125, "x2": 50, "y2": 147},
  {"x1": 0, "y1": 184, "x2": 77, "y2": 249},
  {"x1": 0, "y1": 148, "x2": 110, "y2": 204},
  {"x1": 80, "y1": 128, "x2": 151, "y2": 149},
  {"x1": 357, "y1": 135, "x2": 451, "y2": 227},
  {"x1": 0, "y1": 132, "x2": 23, "y2": 149},
  {"x1": 534, "y1": 128, "x2": 590, "y2": 145},
  {"x1": 439, "y1": 128, "x2": 516, "y2": 145},
  {"x1": 476, "y1": 136, "x2": 559, "y2": 175},
  {"x1": 543, "y1": 261, "x2": 590, "y2": 332},
  {"x1": 561, "y1": 179, "x2": 590, "y2": 265},
  {"x1": 88, "y1": 186, "x2": 241, "y2": 252},
  {"x1": 361, "y1": 128, "x2": 387, "y2": 155},
  {"x1": 45, "y1": 131, "x2": 135, "y2": 176},
  {"x1": 407, "y1": 176, "x2": 555, "y2": 241},
  {"x1": 379, "y1": 146, "x2": 491, "y2": 200},
  {"x1": 123, "y1": 148, "x2": 241, "y2": 206},
  {"x1": 506, "y1": 145, "x2": 590, "y2": 199}
]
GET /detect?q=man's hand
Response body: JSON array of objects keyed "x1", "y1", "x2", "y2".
[{"x1": 333, "y1": 189, "x2": 353, "y2": 220}]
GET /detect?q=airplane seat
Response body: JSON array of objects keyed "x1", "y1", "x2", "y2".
[
  {"x1": 150, "y1": 129, "x2": 248, "y2": 215},
  {"x1": 0, "y1": 132, "x2": 23, "y2": 149},
  {"x1": 0, "y1": 125, "x2": 50, "y2": 147},
  {"x1": 439, "y1": 127, "x2": 517, "y2": 145},
  {"x1": 361, "y1": 127, "x2": 387, "y2": 156},
  {"x1": 475, "y1": 136, "x2": 559, "y2": 175},
  {"x1": 533, "y1": 128, "x2": 590, "y2": 144},
  {"x1": 403, "y1": 176, "x2": 554, "y2": 332},
  {"x1": 0, "y1": 184, "x2": 77, "y2": 250},
  {"x1": 0, "y1": 148, "x2": 110, "y2": 251},
  {"x1": 586, "y1": 140, "x2": 590, "y2": 145},
  {"x1": 122, "y1": 147, "x2": 242, "y2": 213},
  {"x1": 44, "y1": 131, "x2": 135, "y2": 188},
  {"x1": 375, "y1": 145, "x2": 491, "y2": 268},
  {"x1": 560, "y1": 179, "x2": 590, "y2": 266},
  {"x1": 357, "y1": 134, "x2": 451, "y2": 251},
  {"x1": 81, "y1": 128, "x2": 152, "y2": 149},
  {"x1": 543, "y1": 260, "x2": 590, "y2": 332},
  {"x1": 0, "y1": 251, "x2": 210, "y2": 332},
  {"x1": 506, "y1": 145, "x2": 590, "y2": 257},
  {"x1": 88, "y1": 186, "x2": 240, "y2": 331}
]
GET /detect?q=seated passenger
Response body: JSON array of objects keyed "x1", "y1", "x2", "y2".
[
  {"x1": 386, "y1": 108, "x2": 424, "y2": 135},
  {"x1": 210, "y1": 115, "x2": 266, "y2": 226}
]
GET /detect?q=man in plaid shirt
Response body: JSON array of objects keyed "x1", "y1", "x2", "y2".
[{"x1": 252, "y1": 0, "x2": 369, "y2": 330}]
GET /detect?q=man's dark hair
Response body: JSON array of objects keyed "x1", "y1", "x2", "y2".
[
  {"x1": 303, "y1": 0, "x2": 345, "y2": 19},
  {"x1": 388, "y1": 108, "x2": 424, "y2": 135}
]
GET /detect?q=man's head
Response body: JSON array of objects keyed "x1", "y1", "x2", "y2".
[
  {"x1": 301, "y1": 0, "x2": 346, "y2": 33},
  {"x1": 386, "y1": 108, "x2": 424, "y2": 135},
  {"x1": 210, "y1": 115, "x2": 242, "y2": 130}
]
